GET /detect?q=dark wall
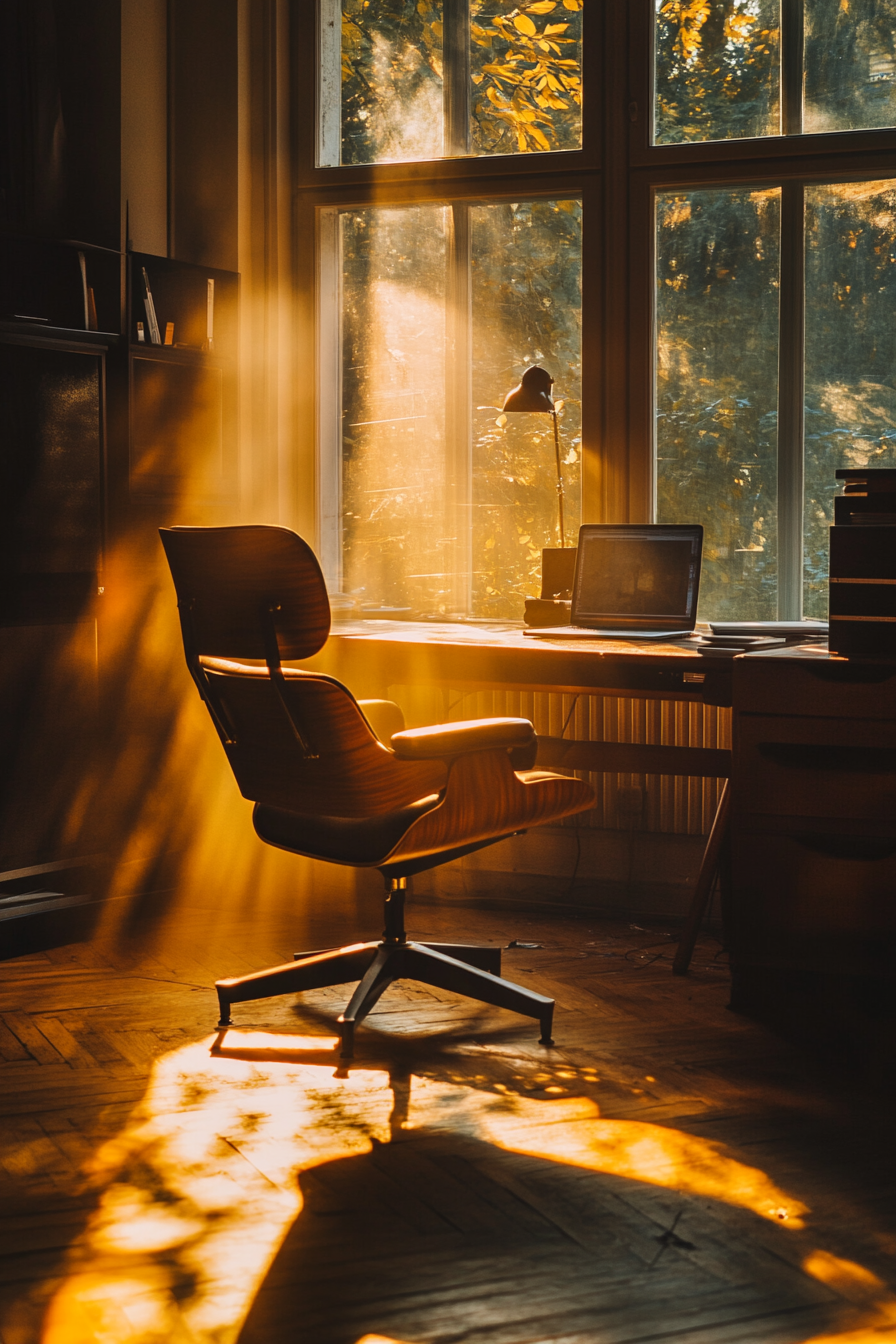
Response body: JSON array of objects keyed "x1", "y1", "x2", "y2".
[
  {"x1": 168, "y1": 0, "x2": 238, "y2": 271},
  {"x1": 0, "y1": 0, "x2": 120, "y2": 248}
]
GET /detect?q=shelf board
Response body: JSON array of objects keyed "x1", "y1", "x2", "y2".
[
  {"x1": 0, "y1": 320, "x2": 119, "y2": 346},
  {"x1": 129, "y1": 342, "x2": 231, "y2": 364}
]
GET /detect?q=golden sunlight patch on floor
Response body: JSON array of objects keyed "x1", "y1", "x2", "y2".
[{"x1": 32, "y1": 1026, "x2": 895, "y2": 1344}]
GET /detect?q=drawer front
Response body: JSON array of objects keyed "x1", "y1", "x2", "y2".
[
  {"x1": 729, "y1": 827, "x2": 896, "y2": 978},
  {"x1": 734, "y1": 714, "x2": 896, "y2": 822},
  {"x1": 735, "y1": 656, "x2": 896, "y2": 719}
]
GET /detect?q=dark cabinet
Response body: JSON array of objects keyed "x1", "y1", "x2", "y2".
[
  {"x1": 0, "y1": 328, "x2": 109, "y2": 891},
  {"x1": 730, "y1": 649, "x2": 896, "y2": 1053},
  {"x1": 0, "y1": 332, "x2": 106, "y2": 622}
]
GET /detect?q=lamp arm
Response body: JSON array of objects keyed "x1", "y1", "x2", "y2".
[{"x1": 552, "y1": 410, "x2": 566, "y2": 547}]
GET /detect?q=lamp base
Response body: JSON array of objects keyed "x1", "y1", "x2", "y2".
[{"x1": 540, "y1": 546, "x2": 577, "y2": 600}]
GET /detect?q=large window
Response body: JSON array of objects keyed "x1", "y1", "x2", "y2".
[
  {"x1": 312, "y1": 0, "x2": 587, "y2": 618},
  {"x1": 300, "y1": 3, "x2": 896, "y2": 623},
  {"x1": 652, "y1": 2, "x2": 896, "y2": 620}
]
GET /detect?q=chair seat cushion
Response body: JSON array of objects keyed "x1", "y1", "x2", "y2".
[{"x1": 253, "y1": 793, "x2": 442, "y2": 866}]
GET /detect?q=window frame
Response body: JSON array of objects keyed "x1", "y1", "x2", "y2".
[
  {"x1": 295, "y1": 0, "x2": 602, "y2": 188},
  {"x1": 294, "y1": 1, "x2": 896, "y2": 621},
  {"x1": 622, "y1": 1, "x2": 896, "y2": 620},
  {"x1": 629, "y1": 150, "x2": 896, "y2": 619},
  {"x1": 294, "y1": 1, "x2": 606, "y2": 604},
  {"x1": 306, "y1": 174, "x2": 600, "y2": 600}
]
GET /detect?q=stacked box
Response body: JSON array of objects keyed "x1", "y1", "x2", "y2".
[{"x1": 829, "y1": 469, "x2": 896, "y2": 659}]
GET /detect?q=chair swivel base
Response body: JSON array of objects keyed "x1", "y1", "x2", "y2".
[{"x1": 215, "y1": 938, "x2": 555, "y2": 1058}]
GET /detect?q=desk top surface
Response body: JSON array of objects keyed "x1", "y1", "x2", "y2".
[
  {"x1": 326, "y1": 619, "x2": 712, "y2": 661},
  {"x1": 312, "y1": 620, "x2": 735, "y2": 704}
]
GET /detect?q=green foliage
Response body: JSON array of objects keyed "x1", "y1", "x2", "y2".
[
  {"x1": 655, "y1": 0, "x2": 780, "y2": 143},
  {"x1": 339, "y1": 0, "x2": 582, "y2": 163},
  {"x1": 802, "y1": 182, "x2": 896, "y2": 616},
  {"x1": 338, "y1": 198, "x2": 582, "y2": 618},
  {"x1": 470, "y1": 0, "x2": 583, "y2": 154},
  {"x1": 656, "y1": 188, "x2": 781, "y2": 620},
  {"x1": 804, "y1": 0, "x2": 896, "y2": 132},
  {"x1": 470, "y1": 199, "x2": 582, "y2": 617},
  {"x1": 657, "y1": 181, "x2": 896, "y2": 621}
]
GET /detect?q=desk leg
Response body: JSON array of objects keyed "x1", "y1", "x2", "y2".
[{"x1": 673, "y1": 779, "x2": 731, "y2": 976}]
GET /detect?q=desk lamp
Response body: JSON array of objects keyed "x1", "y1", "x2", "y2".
[{"x1": 502, "y1": 365, "x2": 576, "y2": 605}]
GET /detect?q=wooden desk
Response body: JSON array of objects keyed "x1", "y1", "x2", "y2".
[
  {"x1": 308, "y1": 622, "x2": 733, "y2": 971},
  {"x1": 309, "y1": 620, "x2": 732, "y2": 782}
]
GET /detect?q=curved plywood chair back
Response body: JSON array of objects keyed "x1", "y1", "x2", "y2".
[{"x1": 159, "y1": 525, "x2": 331, "y2": 660}]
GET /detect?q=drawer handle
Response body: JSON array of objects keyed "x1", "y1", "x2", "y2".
[
  {"x1": 794, "y1": 835, "x2": 896, "y2": 861},
  {"x1": 803, "y1": 664, "x2": 896, "y2": 685},
  {"x1": 758, "y1": 743, "x2": 896, "y2": 773}
]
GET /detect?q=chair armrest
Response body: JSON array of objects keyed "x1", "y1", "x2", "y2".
[
  {"x1": 390, "y1": 717, "x2": 536, "y2": 761},
  {"x1": 358, "y1": 698, "x2": 406, "y2": 744}
]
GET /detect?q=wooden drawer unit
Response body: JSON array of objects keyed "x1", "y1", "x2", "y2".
[
  {"x1": 735, "y1": 649, "x2": 896, "y2": 719},
  {"x1": 734, "y1": 714, "x2": 896, "y2": 825},
  {"x1": 729, "y1": 650, "x2": 896, "y2": 1043},
  {"x1": 729, "y1": 825, "x2": 896, "y2": 980}
]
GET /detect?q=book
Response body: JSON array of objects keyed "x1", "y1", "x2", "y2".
[
  {"x1": 141, "y1": 267, "x2": 161, "y2": 344},
  {"x1": 77, "y1": 251, "x2": 89, "y2": 329},
  {"x1": 206, "y1": 277, "x2": 215, "y2": 352}
]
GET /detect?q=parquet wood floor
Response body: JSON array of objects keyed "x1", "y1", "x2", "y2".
[{"x1": 1, "y1": 887, "x2": 894, "y2": 1344}]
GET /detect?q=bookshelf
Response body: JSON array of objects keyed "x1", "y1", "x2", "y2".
[{"x1": 126, "y1": 252, "x2": 238, "y2": 499}]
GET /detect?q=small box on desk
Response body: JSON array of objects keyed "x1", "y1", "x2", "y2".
[
  {"x1": 829, "y1": 470, "x2": 896, "y2": 659},
  {"x1": 524, "y1": 547, "x2": 576, "y2": 627}
]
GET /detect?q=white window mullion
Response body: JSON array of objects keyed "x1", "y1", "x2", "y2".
[{"x1": 317, "y1": 207, "x2": 343, "y2": 589}]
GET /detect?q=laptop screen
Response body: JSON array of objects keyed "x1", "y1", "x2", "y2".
[{"x1": 572, "y1": 525, "x2": 702, "y2": 630}]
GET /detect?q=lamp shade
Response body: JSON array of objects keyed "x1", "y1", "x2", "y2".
[{"x1": 502, "y1": 365, "x2": 555, "y2": 414}]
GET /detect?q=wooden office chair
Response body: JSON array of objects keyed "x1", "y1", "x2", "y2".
[{"x1": 160, "y1": 525, "x2": 595, "y2": 1056}]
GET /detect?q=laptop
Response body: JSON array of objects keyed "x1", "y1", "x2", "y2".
[{"x1": 524, "y1": 523, "x2": 703, "y2": 640}]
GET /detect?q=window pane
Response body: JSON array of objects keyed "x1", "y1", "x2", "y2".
[
  {"x1": 654, "y1": 0, "x2": 780, "y2": 145},
  {"x1": 321, "y1": 0, "x2": 583, "y2": 167},
  {"x1": 340, "y1": 206, "x2": 450, "y2": 614},
  {"x1": 470, "y1": 1, "x2": 583, "y2": 156},
  {"x1": 471, "y1": 199, "x2": 582, "y2": 619},
  {"x1": 336, "y1": 2, "x2": 445, "y2": 165},
  {"x1": 655, "y1": 187, "x2": 781, "y2": 620},
  {"x1": 803, "y1": 181, "x2": 896, "y2": 617},
  {"x1": 804, "y1": 0, "x2": 896, "y2": 133},
  {"x1": 336, "y1": 199, "x2": 582, "y2": 618}
]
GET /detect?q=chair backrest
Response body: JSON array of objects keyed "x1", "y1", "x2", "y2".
[
  {"x1": 160, "y1": 525, "x2": 446, "y2": 820},
  {"x1": 159, "y1": 525, "x2": 331, "y2": 660}
]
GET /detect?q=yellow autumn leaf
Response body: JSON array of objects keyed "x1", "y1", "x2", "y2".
[
  {"x1": 562, "y1": 0, "x2": 582, "y2": 8},
  {"x1": 526, "y1": 1, "x2": 557, "y2": 11},
  {"x1": 514, "y1": 13, "x2": 537, "y2": 35},
  {"x1": 544, "y1": 23, "x2": 569, "y2": 34}
]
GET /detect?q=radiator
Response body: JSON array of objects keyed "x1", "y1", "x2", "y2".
[{"x1": 434, "y1": 687, "x2": 731, "y2": 837}]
